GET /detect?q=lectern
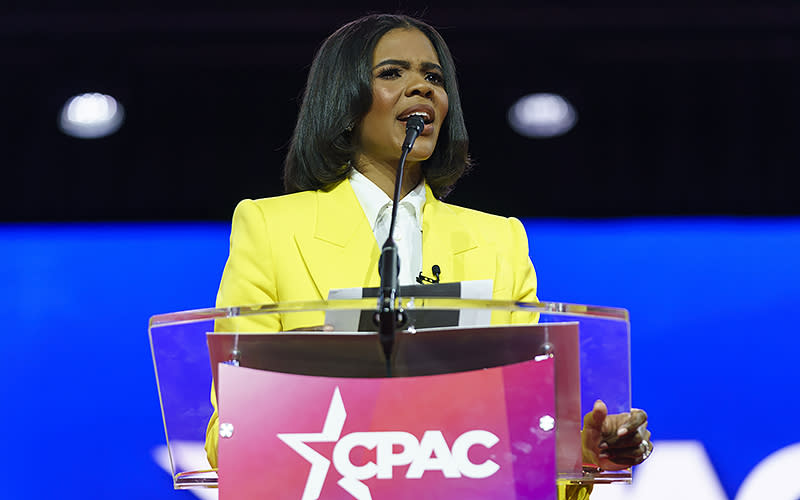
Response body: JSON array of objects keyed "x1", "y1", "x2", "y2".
[{"x1": 149, "y1": 298, "x2": 632, "y2": 499}]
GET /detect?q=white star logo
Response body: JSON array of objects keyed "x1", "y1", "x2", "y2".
[{"x1": 277, "y1": 387, "x2": 349, "y2": 500}]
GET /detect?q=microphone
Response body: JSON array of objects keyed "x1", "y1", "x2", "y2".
[
  {"x1": 402, "y1": 115, "x2": 425, "y2": 150},
  {"x1": 375, "y1": 115, "x2": 426, "y2": 375},
  {"x1": 432, "y1": 264, "x2": 441, "y2": 282}
]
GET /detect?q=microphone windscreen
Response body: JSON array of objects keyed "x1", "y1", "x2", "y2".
[{"x1": 405, "y1": 115, "x2": 425, "y2": 134}]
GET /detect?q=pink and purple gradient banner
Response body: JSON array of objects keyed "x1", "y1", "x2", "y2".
[{"x1": 218, "y1": 358, "x2": 556, "y2": 500}]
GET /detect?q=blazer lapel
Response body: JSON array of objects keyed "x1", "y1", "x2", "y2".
[
  {"x1": 295, "y1": 180, "x2": 381, "y2": 298},
  {"x1": 421, "y1": 185, "x2": 479, "y2": 284}
]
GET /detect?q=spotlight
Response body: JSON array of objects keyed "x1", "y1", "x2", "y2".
[
  {"x1": 508, "y1": 93, "x2": 577, "y2": 138},
  {"x1": 59, "y1": 93, "x2": 125, "y2": 139}
]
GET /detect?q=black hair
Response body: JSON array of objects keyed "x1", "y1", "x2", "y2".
[{"x1": 283, "y1": 13, "x2": 470, "y2": 198}]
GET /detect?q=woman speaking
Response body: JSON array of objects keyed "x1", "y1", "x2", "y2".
[{"x1": 206, "y1": 13, "x2": 652, "y2": 498}]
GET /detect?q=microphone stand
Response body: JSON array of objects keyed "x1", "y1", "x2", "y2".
[{"x1": 375, "y1": 115, "x2": 425, "y2": 377}]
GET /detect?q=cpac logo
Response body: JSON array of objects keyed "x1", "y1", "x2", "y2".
[{"x1": 277, "y1": 387, "x2": 500, "y2": 500}]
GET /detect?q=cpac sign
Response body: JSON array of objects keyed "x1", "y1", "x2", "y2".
[
  {"x1": 333, "y1": 430, "x2": 500, "y2": 480},
  {"x1": 277, "y1": 388, "x2": 500, "y2": 500}
]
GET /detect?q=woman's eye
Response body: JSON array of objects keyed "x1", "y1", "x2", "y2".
[
  {"x1": 426, "y1": 72, "x2": 445, "y2": 85},
  {"x1": 377, "y1": 68, "x2": 402, "y2": 79}
]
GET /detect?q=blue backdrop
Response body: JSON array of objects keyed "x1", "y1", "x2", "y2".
[{"x1": 3, "y1": 218, "x2": 798, "y2": 499}]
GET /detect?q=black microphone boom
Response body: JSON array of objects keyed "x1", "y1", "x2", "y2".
[{"x1": 375, "y1": 115, "x2": 426, "y2": 375}]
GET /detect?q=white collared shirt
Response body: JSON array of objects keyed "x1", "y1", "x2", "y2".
[{"x1": 349, "y1": 169, "x2": 425, "y2": 286}]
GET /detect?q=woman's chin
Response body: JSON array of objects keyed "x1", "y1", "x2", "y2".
[
  {"x1": 406, "y1": 153, "x2": 434, "y2": 165},
  {"x1": 407, "y1": 141, "x2": 437, "y2": 162}
]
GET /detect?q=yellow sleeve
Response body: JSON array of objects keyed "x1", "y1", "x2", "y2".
[
  {"x1": 508, "y1": 216, "x2": 540, "y2": 325},
  {"x1": 509, "y1": 216, "x2": 538, "y2": 302},
  {"x1": 214, "y1": 198, "x2": 282, "y2": 332},
  {"x1": 559, "y1": 483, "x2": 594, "y2": 500},
  {"x1": 206, "y1": 199, "x2": 282, "y2": 469}
]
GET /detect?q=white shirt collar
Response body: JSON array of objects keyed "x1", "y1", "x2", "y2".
[{"x1": 349, "y1": 169, "x2": 426, "y2": 230}]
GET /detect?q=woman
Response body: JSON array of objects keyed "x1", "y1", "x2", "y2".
[
  {"x1": 207, "y1": 13, "x2": 652, "y2": 497},
  {"x1": 213, "y1": 14, "x2": 537, "y2": 333}
]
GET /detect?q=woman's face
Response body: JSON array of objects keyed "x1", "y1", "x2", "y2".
[{"x1": 356, "y1": 28, "x2": 449, "y2": 167}]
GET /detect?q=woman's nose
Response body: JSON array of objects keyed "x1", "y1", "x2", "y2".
[{"x1": 406, "y1": 76, "x2": 434, "y2": 99}]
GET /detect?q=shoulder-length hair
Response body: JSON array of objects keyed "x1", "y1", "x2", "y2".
[{"x1": 283, "y1": 14, "x2": 470, "y2": 198}]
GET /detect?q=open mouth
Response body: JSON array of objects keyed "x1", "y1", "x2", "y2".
[{"x1": 397, "y1": 106, "x2": 435, "y2": 124}]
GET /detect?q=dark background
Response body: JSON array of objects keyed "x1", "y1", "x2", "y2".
[{"x1": 3, "y1": 2, "x2": 800, "y2": 221}]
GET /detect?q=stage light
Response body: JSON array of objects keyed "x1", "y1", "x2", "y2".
[
  {"x1": 508, "y1": 93, "x2": 577, "y2": 138},
  {"x1": 59, "y1": 92, "x2": 125, "y2": 139}
]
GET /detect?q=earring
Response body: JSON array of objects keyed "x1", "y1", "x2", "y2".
[{"x1": 345, "y1": 121, "x2": 354, "y2": 133}]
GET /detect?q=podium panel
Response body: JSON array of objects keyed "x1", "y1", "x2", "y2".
[{"x1": 218, "y1": 359, "x2": 556, "y2": 500}]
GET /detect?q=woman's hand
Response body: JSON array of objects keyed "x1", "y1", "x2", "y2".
[{"x1": 582, "y1": 399, "x2": 652, "y2": 470}]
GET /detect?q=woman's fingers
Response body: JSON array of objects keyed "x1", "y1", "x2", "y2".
[
  {"x1": 602, "y1": 408, "x2": 648, "y2": 446},
  {"x1": 600, "y1": 440, "x2": 654, "y2": 465}
]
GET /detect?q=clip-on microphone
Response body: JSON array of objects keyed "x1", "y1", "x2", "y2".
[{"x1": 416, "y1": 265, "x2": 441, "y2": 284}]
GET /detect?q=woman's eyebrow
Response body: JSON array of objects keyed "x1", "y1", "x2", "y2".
[
  {"x1": 373, "y1": 59, "x2": 444, "y2": 73},
  {"x1": 373, "y1": 59, "x2": 411, "y2": 70},
  {"x1": 420, "y1": 61, "x2": 444, "y2": 73}
]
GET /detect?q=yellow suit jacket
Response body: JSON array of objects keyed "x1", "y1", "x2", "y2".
[{"x1": 213, "y1": 178, "x2": 538, "y2": 331}]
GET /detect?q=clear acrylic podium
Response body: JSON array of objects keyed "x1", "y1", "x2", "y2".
[{"x1": 148, "y1": 298, "x2": 631, "y2": 497}]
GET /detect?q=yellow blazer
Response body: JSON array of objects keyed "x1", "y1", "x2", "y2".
[{"x1": 214, "y1": 178, "x2": 538, "y2": 332}]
